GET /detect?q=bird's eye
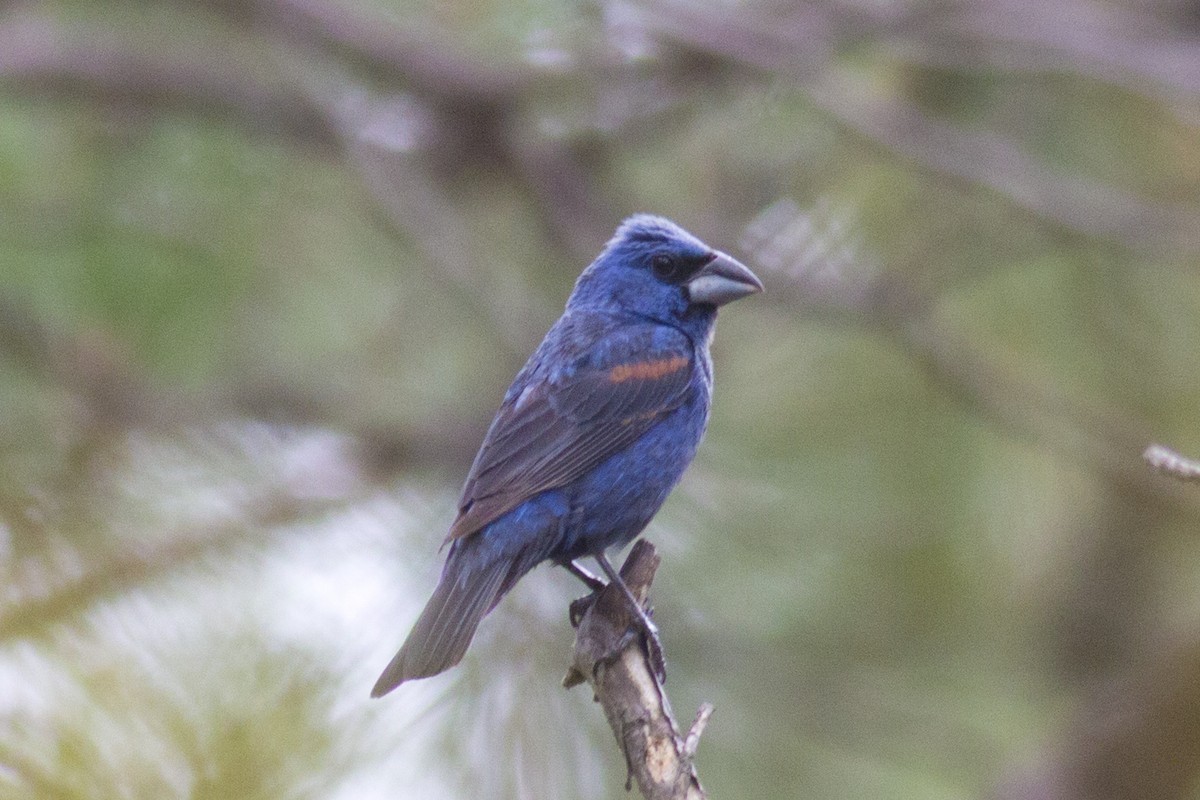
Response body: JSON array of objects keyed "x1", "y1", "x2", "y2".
[{"x1": 650, "y1": 253, "x2": 680, "y2": 281}]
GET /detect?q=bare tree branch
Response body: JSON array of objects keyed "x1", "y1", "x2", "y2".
[{"x1": 564, "y1": 541, "x2": 710, "y2": 800}]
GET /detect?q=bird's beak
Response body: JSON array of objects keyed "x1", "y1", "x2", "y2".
[{"x1": 685, "y1": 251, "x2": 764, "y2": 307}]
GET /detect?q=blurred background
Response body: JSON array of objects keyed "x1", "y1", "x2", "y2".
[{"x1": 1, "y1": 0, "x2": 1199, "y2": 798}]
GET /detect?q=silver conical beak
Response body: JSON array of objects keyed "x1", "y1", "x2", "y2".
[{"x1": 685, "y1": 251, "x2": 764, "y2": 307}]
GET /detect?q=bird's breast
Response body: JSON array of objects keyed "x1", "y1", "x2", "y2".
[{"x1": 554, "y1": 386, "x2": 709, "y2": 560}]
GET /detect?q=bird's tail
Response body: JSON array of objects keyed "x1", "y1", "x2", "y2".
[{"x1": 371, "y1": 542, "x2": 524, "y2": 697}]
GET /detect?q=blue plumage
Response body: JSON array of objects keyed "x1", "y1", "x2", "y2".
[{"x1": 372, "y1": 215, "x2": 762, "y2": 696}]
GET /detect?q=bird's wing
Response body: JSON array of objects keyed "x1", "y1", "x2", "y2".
[{"x1": 446, "y1": 325, "x2": 695, "y2": 542}]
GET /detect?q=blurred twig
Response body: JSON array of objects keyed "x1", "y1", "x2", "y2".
[
  {"x1": 803, "y1": 80, "x2": 1199, "y2": 252},
  {"x1": 742, "y1": 203, "x2": 1200, "y2": 524},
  {"x1": 744, "y1": 198, "x2": 1200, "y2": 800},
  {"x1": 258, "y1": 0, "x2": 628, "y2": 259},
  {"x1": 0, "y1": 8, "x2": 338, "y2": 150},
  {"x1": 0, "y1": 298, "x2": 482, "y2": 475},
  {"x1": 1144, "y1": 443, "x2": 1200, "y2": 482},
  {"x1": 0, "y1": 4, "x2": 560, "y2": 357},
  {"x1": 259, "y1": 1, "x2": 567, "y2": 355},
  {"x1": 898, "y1": 319, "x2": 1200, "y2": 520},
  {"x1": 926, "y1": 0, "x2": 1200, "y2": 108},
  {"x1": 0, "y1": 298, "x2": 171, "y2": 430},
  {"x1": 635, "y1": 0, "x2": 1200, "y2": 255},
  {"x1": 259, "y1": 0, "x2": 540, "y2": 102},
  {"x1": 564, "y1": 541, "x2": 711, "y2": 800}
]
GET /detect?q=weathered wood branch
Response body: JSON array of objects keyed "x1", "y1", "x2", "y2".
[{"x1": 564, "y1": 541, "x2": 712, "y2": 800}]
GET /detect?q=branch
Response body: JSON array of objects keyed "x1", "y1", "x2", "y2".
[
  {"x1": 1144, "y1": 443, "x2": 1200, "y2": 483},
  {"x1": 635, "y1": 0, "x2": 1200, "y2": 255},
  {"x1": 739, "y1": 204, "x2": 1200, "y2": 525},
  {"x1": 801, "y1": 81, "x2": 1200, "y2": 254},
  {"x1": 0, "y1": 8, "x2": 338, "y2": 150},
  {"x1": 563, "y1": 541, "x2": 711, "y2": 800},
  {"x1": 259, "y1": 0, "x2": 540, "y2": 103},
  {"x1": 0, "y1": 298, "x2": 480, "y2": 475}
]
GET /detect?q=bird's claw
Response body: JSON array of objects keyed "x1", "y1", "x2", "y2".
[
  {"x1": 638, "y1": 615, "x2": 667, "y2": 684},
  {"x1": 570, "y1": 592, "x2": 666, "y2": 682},
  {"x1": 569, "y1": 592, "x2": 598, "y2": 627},
  {"x1": 600, "y1": 614, "x2": 666, "y2": 683}
]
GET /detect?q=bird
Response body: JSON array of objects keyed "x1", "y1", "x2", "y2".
[{"x1": 371, "y1": 214, "x2": 762, "y2": 697}]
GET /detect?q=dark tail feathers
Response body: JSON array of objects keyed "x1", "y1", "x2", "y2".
[{"x1": 371, "y1": 548, "x2": 516, "y2": 697}]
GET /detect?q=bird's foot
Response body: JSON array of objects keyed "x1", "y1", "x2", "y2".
[
  {"x1": 566, "y1": 559, "x2": 609, "y2": 627},
  {"x1": 566, "y1": 549, "x2": 669, "y2": 682},
  {"x1": 570, "y1": 592, "x2": 666, "y2": 681},
  {"x1": 569, "y1": 591, "x2": 598, "y2": 628},
  {"x1": 565, "y1": 560, "x2": 607, "y2": 593},
  {"x1": 588, "y1": 607, "x2": 666, "y2": 683},
  {"x1": 633, "y1": 609, "x2": 667, "y2": 684},
  {"x1": 592, "y1": 551, "x2": 668, "y2": 684}
]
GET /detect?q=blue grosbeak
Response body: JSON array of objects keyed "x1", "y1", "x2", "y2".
[{"x1": 372, "y1": 215, "x2": 761, "y2": 697}]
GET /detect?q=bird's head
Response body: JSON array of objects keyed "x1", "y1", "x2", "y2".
[{"x1": 567, "y1": 215, "x2": 763, "y2": 329}]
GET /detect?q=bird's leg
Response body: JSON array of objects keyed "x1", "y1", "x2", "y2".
[
  {"x1": 565, "y1": 560, "x2": 607, "y2": 592},
  {"x1": 566, "y1": 560, "x2": 607, "y2": 627},
  {"x1": 594, "y1": 552, "x2": 666, "y2": 683}
]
